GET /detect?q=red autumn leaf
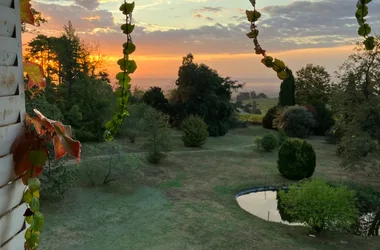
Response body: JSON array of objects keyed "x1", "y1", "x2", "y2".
[
  {"x1": 11, "y1": 133, "x2": 43, "y2": 176},
  {"x1": 22, "y1": 167, "x2": 43, "y2": 185},
  {"x1": 53, "y1": 135, "x2": 66, "y2": 160},
  {"x1": 20, "y1": 0, "x2": 35, "y2": 25},
  {"x1": 53, "y1": 122, "x2": 81, "y2": 162},
  {"x1": 33, "y1": 109, "x2": 81, "y2": 162},
  {"x1": 24, "y1": 61, "x2": 46, "y2": 89}
]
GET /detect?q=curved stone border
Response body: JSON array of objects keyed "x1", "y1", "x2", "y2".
[{"x1": 234, "y1": 185, "x2": 289, "y2": 200}]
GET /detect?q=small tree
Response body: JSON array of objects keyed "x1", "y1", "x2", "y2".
[
  {"x1": 143, "y1": 107, "x2": 171, "y2": 164},
  {"x1": 181, "y1": 115, "x2": 208, "y2": 147},
  {"x1": 295, "y1": 64, "x2": 331, "y2": 105},
  {"x1": 278, "y1": 178, "x2": 358, "y2": 234}
]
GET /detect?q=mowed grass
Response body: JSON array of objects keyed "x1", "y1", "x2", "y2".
[{"x1": 39, "y1": 126, "x2": 380, "y2": 250}]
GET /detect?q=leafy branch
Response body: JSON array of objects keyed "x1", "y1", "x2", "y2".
[
  {"x1": 355, "y1": 0, "x2": 375, "y2": 50},
  {"x1": 246, "y1": 0, "x2": 289, "y2": 80},
  {"x1": 104, "y1": 1, "x2": 137, "y2": 141}
]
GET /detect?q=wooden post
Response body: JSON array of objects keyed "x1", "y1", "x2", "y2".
[{"x1": 0, "y1": 0, "x2": 28, "y2": 249}]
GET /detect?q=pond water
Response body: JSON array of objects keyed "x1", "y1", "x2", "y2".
[{"x1": 236, "y1": 189, "x2": 380, "y2": 236}]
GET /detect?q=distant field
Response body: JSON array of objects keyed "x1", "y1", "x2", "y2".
[
  {"x1": 242, "y1": 97, "x2": 278, "y2": 113},
  {"x1": 237, "y1": 113, "x2": 263, "y2": 124}
]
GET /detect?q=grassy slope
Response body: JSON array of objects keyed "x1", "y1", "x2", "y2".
[{"x1": 39, "y1": 126, "x2": 380, "y2": 250}]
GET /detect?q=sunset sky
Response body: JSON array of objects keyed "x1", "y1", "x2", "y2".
[{"x1": 22, "y1": 0, "x2": 380, "y2": 95}]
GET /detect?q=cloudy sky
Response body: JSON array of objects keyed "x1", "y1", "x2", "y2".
[{"x1": 22, "y1": 0, "x2": 380, "y2": 94}]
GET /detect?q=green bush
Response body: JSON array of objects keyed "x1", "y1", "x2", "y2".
[
  {"x1": 143, "y1": 107, "x2": 172, "y2": 164},
  {"x1": 120, "y1": 103, "x2": 150, "y2": 141},
  {"x1": 276, "y1": 129, "x2": 287, "y2": 147},
  {"x1": 277, "y1": 138, "x2": 316, "y2": 180},
  {"x1": 79, "y1": 154, "x2": 143, "y2": 186},
  {"x1": 260, "y1": 134, "x2": 277, "y2": 152},
  {"x1": 309, "y1": 100, "x2": 335, "y2": 136},
  {"x1": 277, "y1": 106, "x2": 316, "y2": 138},
  {"x1": 181, "y1": 115, "x2": 208, "y2": 147},
  {"x1": 262, "y1": 106, "x2": 278, "y2": 129},
  {"x1": 325, "y1": 125, "x2": 343, "y2": 144},
  {"x1": 39, "y1": 157, "x2": 77, "y2": 202},
  {"x1": 278, "y1": 178, "x2": 358, "y2": 233}
]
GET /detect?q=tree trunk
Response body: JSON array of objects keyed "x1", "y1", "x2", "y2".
[{"x1": 0, "y1": 1, "x2": 28, "y2": 249}]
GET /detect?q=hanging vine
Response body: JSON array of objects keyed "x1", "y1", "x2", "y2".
[
  {"x1": 355, "y1": 0, "x2": 375, "y2": 50},
  {"x1": 104, "y1": 1, "x2": 137, "y2": 141},
  {"x1": 16, "y1": 2, "x2": 82, "y2": 249},
  {"x1": 246, "y1": 0, "x2": 289, "y2": 80}
]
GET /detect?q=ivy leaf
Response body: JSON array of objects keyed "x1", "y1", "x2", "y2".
[
  {"x1": 24, "y1": 61, "x2": 46, "y2": 89},
  {"x1": 277, "y1": 71, "x2": 289, "y2": 80},
  {"x1": 118, "y1": 75, "x2": 131, "y2": 89},
  {"x1": 28, "y1": 149, "x2": 48, "y2": 166},
  {"x1": 30, "y1": 197, "x2": 40, "y2": 212},
  {"x1": 246, "y1": 30, "x2": 259, "y2": 39},
  {"x1": 30, "y1": 231, "x2": 40, "y2": 247},
  {"x1": 121, "y1": 24, "x2": 135, "y2": 34},
  {"x1": 273, "y1": 59, "x2": 286, "y2": 71},
  {"x1": 364, "y1": 36, "x2": 375, "y2": 50},
  {"x1": 246, "y1": 10, "x2": 261, "y2": 22},
  {"x1": 28, "y1": 178, "x2": 41, "y2": 192},
  {"x1": 127, "y1": 60, "x2": 137, "y2": 74},
  {"x1": 358, "y1": 23, "x2": 371, "y2": 36},
  {"x1": 116, "y1": 72, "x2": 126, "y2": 80},
  {"x1": 31, "y1": 212, "x2": 44, "y2": 231},
  {"x1": 25, "y1": 228, "x2": 32, "y2": 240},
  {"x1": 123, "y1": 42, "x2": 136, "y2": 54},
  {"x1": 23, "y1": 190, "x2": 33, "y2": 204},
  {"x1": 25, "y1": 216, "x2": 34, "y2": 224},
  {"x1": 20, "y1": 0, "x2": 35, "y2": 25},
  {"x1": 120, "y1": 2, "x2": 135, "y2": 14}
]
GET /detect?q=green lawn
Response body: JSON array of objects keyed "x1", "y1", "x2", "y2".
[
  {"x1": 242, "y1": 97, "x2": 279, "y2": 113},
  {"x1": 39, "y1": 126, "x2": 380, "y2": 250}
]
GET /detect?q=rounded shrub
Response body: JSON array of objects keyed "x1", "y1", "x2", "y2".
[
  {"x1": 277, "y1": 105, "x2": 316, "y2": 138},
  {"x1": 260, "y1": 134, "x2": 278, "y2": 152},
  {"x1": 277, "y1": 138, "x2": 316, "y2": 180},
  {"x1": 181, "y1": 115, "x2": 209, "y2": 147},
  {"x1": 262, "y1": 105, "x2": 278, "y2": 130}
]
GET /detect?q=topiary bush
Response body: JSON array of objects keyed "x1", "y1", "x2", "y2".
[
  {"x1": 278, "y1": 178, "x2": 358, "y2": 234},
  {"x1": 181, "y1": 115, "x2": 209, "y2": 147},
  {"x1": 260, "y1": 133, "x2": 277, "y2": 152},
  {"x1": 277, "y1": 138, "x2": 316, "y2": 180},
  {"x1": 262, "y1": 105, "x2": 278, "y2": 130},
  {"x1": 277, "y1": 105, "x2": 316, "y2": 138}
]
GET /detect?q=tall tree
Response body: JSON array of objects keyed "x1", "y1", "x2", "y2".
[
  {"x1": 295, "y1": 63, "x2": 331, "y2": 105},
  {"x1": 331, "y1": 37, "x2": 380, "y2": 174},
  {"x1": 174, "y1": 53, "x2": 243, "y2": 136},
  {"x1": 278, "y1": 68, "x2": 296, "y2": 107},
  {"x1": 142, "y1": 87, "x2": 169, "y2": 113}
]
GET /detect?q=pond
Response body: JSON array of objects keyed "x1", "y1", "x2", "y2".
[{"x1": 236, "y1": 187, "x2": 380, "y2": 236}]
